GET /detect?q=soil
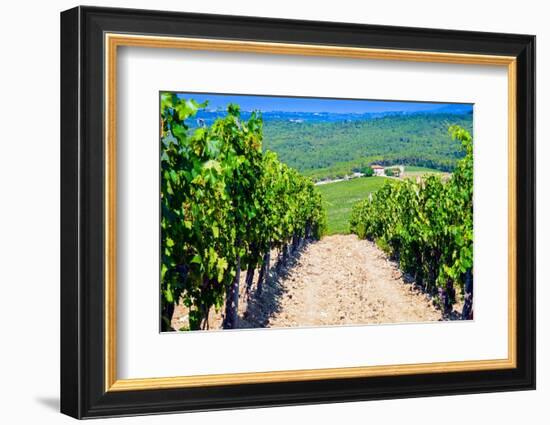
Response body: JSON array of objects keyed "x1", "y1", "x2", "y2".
[{"x1": 171, "y1": 234, "x2": 462, "y2": 331}]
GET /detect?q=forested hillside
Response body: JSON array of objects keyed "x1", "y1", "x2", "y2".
[
  {"x1": 191, "y1": 107, "x2": 473, "y2": 181},
  {"x1": 262, "y1": 112, "x2": 473, "y2": 180}
]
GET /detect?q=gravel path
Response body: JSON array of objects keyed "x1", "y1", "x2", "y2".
[
  {"x1": 171, "y1": 234, "x2": 443, "y2": 331},
  {"x1": 252, "y1": 234, "x2": 441, "y2": 328}
]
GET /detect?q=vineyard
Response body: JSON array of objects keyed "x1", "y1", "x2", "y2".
[
  {"x1": 160, "y1": 94, "x2": 327, "y2": 331},
  {"x1": 161, "y1": 93, "x2": 474, "y2": 332},
  {"x1": 350, "y1": 126, "x2": 474, "y2": 319}
]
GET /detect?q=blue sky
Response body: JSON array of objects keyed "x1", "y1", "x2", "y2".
[{"x1": 174, "y1": 92, "x2": 472, "y2": 114}]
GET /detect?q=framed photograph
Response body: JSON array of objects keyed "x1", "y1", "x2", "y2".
[{"x1": 60, "y1": 6, "x2": 535, "y2": 419}]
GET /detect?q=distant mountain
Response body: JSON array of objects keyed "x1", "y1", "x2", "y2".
[
  {"x1": 192, "y1": 105, "x2": 471, "y2": 127},
  {"x1": 430, "y1": 104, "x2": 473, "y2": 114}
]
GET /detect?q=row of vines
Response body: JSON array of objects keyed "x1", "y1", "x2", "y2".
[
  {"x1": 350, "y1": 126, "x2": 474, "y2": 319},
  {"x1": 160, "y1": 94, "x2": 327, "y2": 331}
]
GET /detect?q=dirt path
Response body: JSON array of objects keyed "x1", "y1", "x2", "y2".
[
  {"x1": 172, "y1": 234, "x2": 444, "y2": 331},
  {"x1": 254, "y1": 235, "x2": 441, "y2": 328}
]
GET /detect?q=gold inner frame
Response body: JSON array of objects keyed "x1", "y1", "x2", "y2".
[{"x1": 104, "y1": 33, "x2": 517, "y2": 392}]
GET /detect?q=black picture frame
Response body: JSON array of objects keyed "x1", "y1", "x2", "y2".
[{"x1": 61, "y1": 5, "x2": 535, "y2": 419}]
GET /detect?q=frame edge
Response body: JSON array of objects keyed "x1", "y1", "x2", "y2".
[{"x1": 60, "y1": 5, "x2": 83, "y2": 420}]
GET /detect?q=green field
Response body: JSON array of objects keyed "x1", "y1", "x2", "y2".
[
  {"x1": 317, "y1": 176, "x2": 389, "y2": 235},
  {"x1": 402, "y1": 166, "x2": 448, "y2": 180},
  {"x1": 404, "y1": 166, "x2": 442, "y2": 172}
]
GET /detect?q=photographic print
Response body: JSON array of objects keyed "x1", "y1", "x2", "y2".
[{"x1": 160, "y1": 92, "x2": 474, "y2": 332}]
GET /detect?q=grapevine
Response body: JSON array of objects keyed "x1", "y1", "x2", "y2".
[
  {"x1": 160, "y1": 94, "x2": 327, "y2": 330},
  {"x1": 350, "y1": 125, "x2": 473, "y2": 317}
]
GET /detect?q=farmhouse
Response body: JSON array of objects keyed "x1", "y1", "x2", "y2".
[{"x1": 371, "y1": 164, "x2": 385, "y2": 176}]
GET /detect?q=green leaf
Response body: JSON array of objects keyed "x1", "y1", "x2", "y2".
[
  {"x1": 190, "y1": 255, "x2": 202, "y2": 265},
  {"x1": 204, "y1": 159, "x2": 222, "y2": 173}
]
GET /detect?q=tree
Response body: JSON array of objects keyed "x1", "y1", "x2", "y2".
[
  {"x1": 384, "y1": 167, "x2": 399, "y2": 177},
  {"x1": 360, "y1": 165, "x2": 374, "y2": 177}
]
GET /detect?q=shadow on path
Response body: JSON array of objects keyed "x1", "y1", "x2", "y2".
[{"x1": 240, "y1": 242, "x2": 311, "y2": 328}]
